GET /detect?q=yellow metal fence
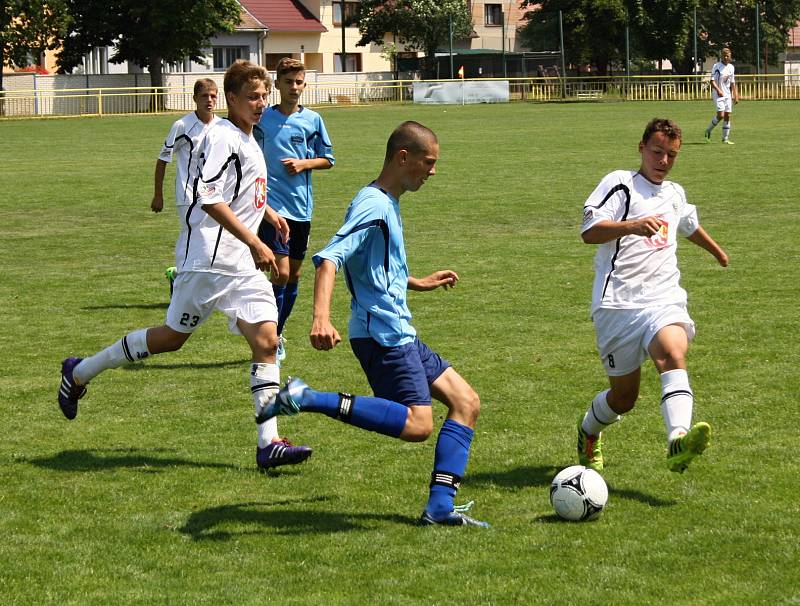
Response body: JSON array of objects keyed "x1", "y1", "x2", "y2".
[{"x1": 1, "y1": 74, "x2": 798, "y2": 119}]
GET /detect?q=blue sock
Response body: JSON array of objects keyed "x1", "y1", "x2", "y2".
[
  {"x1": 272, "y1": 283, "x2": 285, "y2": 329},
  {"x1": 300, "y1": 388, "x2": 407, "y2": 438},
  {"x1": 425, "y1": 419, "x2": 474, "y2": 517},
  {"x1": 277, "y1": 282, "x2": 298, "y2": 335}
]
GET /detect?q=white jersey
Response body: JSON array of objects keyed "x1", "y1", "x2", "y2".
[
  {"x1": 711, "y1": 61, "x2": 735, "y2": 100},
  {"x1": 180, "y1": 119, "x2": 268, "y2": 276},
  {"x1": 158, "y1": 112, "x2": 220, "y2": 206},
  {"x1": 581, "y1": 170, "x2": 700, "y2": 314}
]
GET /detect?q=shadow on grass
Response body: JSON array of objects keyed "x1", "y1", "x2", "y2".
[
  {"x1": 123, "y1": 359, "x2": 249, "y2": 371},
  {"x1": 468, "y1": 465, "x2": 561, "y2": 488},
  {"x1": 468, "y1": 465, "x2": 676, "y2": 507},
  {"x1": 83, "y1": 303, "x2": 169, "y2": 311},
  {"x1": 26, "y1": 448, "x2": 238, "y2": 473},
  {"x1": 179, "y1": 500, "x2": 418, "y2": 540}
]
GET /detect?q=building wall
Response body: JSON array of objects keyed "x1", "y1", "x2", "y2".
[{"x1": 470, "y1": 0, "x2": 528, "y2": 52}]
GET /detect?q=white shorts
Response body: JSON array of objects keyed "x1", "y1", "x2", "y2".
[
  {"x1": 166, "y1": 271, "x2": 277, "y2": 336},
  {"x1": 593, "y1": 305, "x2": 695, "y2": 376},
  {"x1": 714, "y1": 97, "x2": 733, "y2": 113}
]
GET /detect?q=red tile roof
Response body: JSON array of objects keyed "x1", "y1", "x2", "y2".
[
  {"x1": 239, "y1": 0, "x2": 327, "y2": 33},
  {"x1": 238, "y1": 4, "x2": 267, "y2": 30}
]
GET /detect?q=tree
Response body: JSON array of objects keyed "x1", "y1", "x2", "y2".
[
  {"x1": 628, "y1": 0, "x2": 697, "y2": 71},
  {"x1": 355, "y1": 0, "x2": 473, "y2": 70},
  {"x1": 518, "y1": 0, "x2": 630, "y2": 76},
  {"x1": 1, "y1": 0, "x2": 70, "y2": 89},
  {"x1": 57, "y1": 0, "x2": 242, "y2": 90},
  {"x1": 689, "y1": 0, "x2": 800, "y2": 71},
  {"x1": 519, "y1": 0, "x2": 800, "y2": 76}
]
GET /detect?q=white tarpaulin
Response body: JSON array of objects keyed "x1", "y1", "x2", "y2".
[{"x1": 412, "y1": 81, "x2": 510, "y2": 104}]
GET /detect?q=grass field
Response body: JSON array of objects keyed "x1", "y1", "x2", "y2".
[{"x1": 2, "y1": 99, "x2": 799, "y2": 605}]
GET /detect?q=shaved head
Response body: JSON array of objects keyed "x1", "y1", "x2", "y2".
[{"x1": 384, "y1": 121, "x2": 438, "y2": 165}]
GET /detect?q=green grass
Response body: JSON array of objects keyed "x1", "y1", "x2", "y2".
[{"x1": 2, "y1": 100, "x2": 799, "y2": 605}]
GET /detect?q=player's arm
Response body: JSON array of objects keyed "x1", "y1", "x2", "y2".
[
  {"x1": 310, "y1": 259, "x2": 342, "y2": 351},
  {"x1": 582, "y1": 217, "x2": 664, "y2": 244},
  {"x1": 151, "y1": 159, "x2": 168, "y2": 213},
  {"x1": 263, "y1": 204, "x2": 290, "y2": 244},
  {"x1": 281, "y1": 157, "x2": 333, "y2": 175},
  {"x1": 710, "y1": 70, "x2": 724, "y2": 97},
  {"x1": 731, "y1": 80, "x2": 739, "y2": 104},
  {"x1": 408, "y1": 270, "x2": 458, "y2": 291},
  {"x1": 202, "y1": 202, "x2": 279, "y2": 274},
  {"x1": 687, "y1": 226, "x2": 729, "y2": 267}
]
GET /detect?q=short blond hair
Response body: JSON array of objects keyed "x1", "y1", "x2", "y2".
[
  {"x1": 193, "y1": 78, "x2": 217, "y2": 96},
  {"x1": 276, "y1": 57, "x2": 305, "y2": 78},
  {"x1": 224, "y1": 59, "x2": 271, "y2": 96}
]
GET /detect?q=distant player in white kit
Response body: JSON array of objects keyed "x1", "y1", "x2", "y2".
[
  {"x1": 578, "y1": 118, "x2": 729, "y2": 474},
  {"x1": 58, "y1": 60, "x2": 312, "y2": 470},
  {"x1": 704, "y1": 47, "x2": 739, "y2": 144},
  {"x1": 151, "y1": 78, "x2": 221, "y2": 293}
]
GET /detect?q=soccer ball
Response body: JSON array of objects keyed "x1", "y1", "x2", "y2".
[{"x1": 550, "y1": 465, "x2": 608, "y2": 521}]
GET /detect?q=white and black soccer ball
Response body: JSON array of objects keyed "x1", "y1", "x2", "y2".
[{"x1": 550, "y1": 465, "x2": 608, "y2": 521}]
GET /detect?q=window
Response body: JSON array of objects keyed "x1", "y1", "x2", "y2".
[
  {"x1": 264, "y1": 54, "x2": 287, "y2": 71},
  {"x1": 213, "y1": 47, "x2": 245, "y2": 70},
  {"x1": 485, "y1": 4, "x2": 503, "y2": 26},
  {"x1": 334, "y1": 53, "x2": 362, "y2": 73},
  {"x1": 333, "y1": 1, "x2": 359, "y2": 27}
]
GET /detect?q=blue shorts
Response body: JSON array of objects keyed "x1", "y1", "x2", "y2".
[
  {"x1": 350, "y1": 337, "x2": 450, "y2": 407},
  {"x1": 258, "y1": 217, "x2": 311, "y2": 260}
]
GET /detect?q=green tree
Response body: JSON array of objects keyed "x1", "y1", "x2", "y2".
[
  {"x1": 57, "y1": 0, "x2": 241, "y2": 90},
  {"x1": 691, "y1": 0, "x2": 800, "y2": 71},
  {"x1": 518, "y1": 0, "x2": 629, "y2": 76},
  {"x1": 355, "y1": 0, "x2": 473, "y2": 70},
  {"x1": 520, "y1": 0, "x2": 800, "y2": 76},
  {"x1": 628, "y1": 0, "x2": 697, "y2": 71},
  {"x1": 1, "y1": 0, "x2": 70, "y2": 88}
]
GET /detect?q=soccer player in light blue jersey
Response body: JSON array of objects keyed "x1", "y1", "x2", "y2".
[
  {"x1": 257, "y1": 58, "x2": 335, "y2": 363},
  {"x1": 258, "y1": 121, "x2": 489, "y2": 527}
]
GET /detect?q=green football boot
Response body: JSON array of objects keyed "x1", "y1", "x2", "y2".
[
  {"x1": 703, "y1": 131, "x2": 711, "y2": 143},
  {"x1": 577, "y1": 415, "x2": 604, "y2": 472},
  {"x1": 667, "y1": 422, "x2": 711, "y2": 473}
]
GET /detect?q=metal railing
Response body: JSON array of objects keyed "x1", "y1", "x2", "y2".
[{"x1": 2, "y1": 74, "x2": 798, "y2": 119}]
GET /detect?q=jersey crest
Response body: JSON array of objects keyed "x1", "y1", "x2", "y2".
[
  {"x1": 645, "y1": 215, "x2": 670, "y2": 249},
  {"x1": 254, "y1": 177, "x2": 267, "y2": 210}
]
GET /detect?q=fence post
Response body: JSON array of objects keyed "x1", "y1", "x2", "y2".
[{"x1": 98, "y1": 89, "x2": 103, "y2": 117}]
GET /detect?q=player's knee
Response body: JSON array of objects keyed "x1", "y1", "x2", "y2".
[
  {"x1": 272, "y1": 270, "x2": 290, "y2": 286},
  {"x1": 610, "y1": 388, "x2": 638, "y2": 413},
  {"x1": 403, "y1": 416, "x2": 434, "y2": 442},
  {"x1": 162, "y1": 332, "x2": 190, "y2": 353},
  {"x1": 251, "y1": 334, "x2": 279, "y2": 359},
  {"x1": 653, "y1": 350, "x2": 686, "y2": 371},
  {"x1": 452, "y1": 388, "x2": 481, "y2": 426}
]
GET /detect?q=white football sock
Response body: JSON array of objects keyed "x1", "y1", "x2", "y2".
[
  {"x1": 74, "y1": 328, "x2": 150, "y2": 384},
  {"x1": 251, "y1": 362, "x2": 280, "y2": 448},
  {"x1": 707, "y1": 116, "x2": 719, "y2": 132},
  {"x1": 582, "y1": 390, "x2": 621, "y2": 437},
  {"x1": 722, "y1": 123, "x2": 731, "y2": 141},
  {"x1": 660, "y1": 369, "x2": 693, "y2": 442}
]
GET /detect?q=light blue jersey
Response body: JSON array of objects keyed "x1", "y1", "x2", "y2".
[
  {"x1": 312, "y1": 184, "x2": 416, "y2": 347},
  {"x1": 257, "y1": 105, "x2": 334, "y2": 222}
]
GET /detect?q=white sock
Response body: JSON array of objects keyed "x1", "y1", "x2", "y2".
[
  {"x1": 251, "y1": 362, "x2": 280, "y2": 448},
  {"x1": 707, "y1": 116, "x2": 719, "y2": 132},
  {"x1": 660, "y1": 369, "x2": 693, "y2": 442},
  {"x1": 74, "y1": 328, "x2": 150, "y2": 384},
  {"x1": 581, "y1": 390, "x2": 621, "y2": 437},
  {"x1": 722, "y1": 123, "x2": 731, "y2": 140}
]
